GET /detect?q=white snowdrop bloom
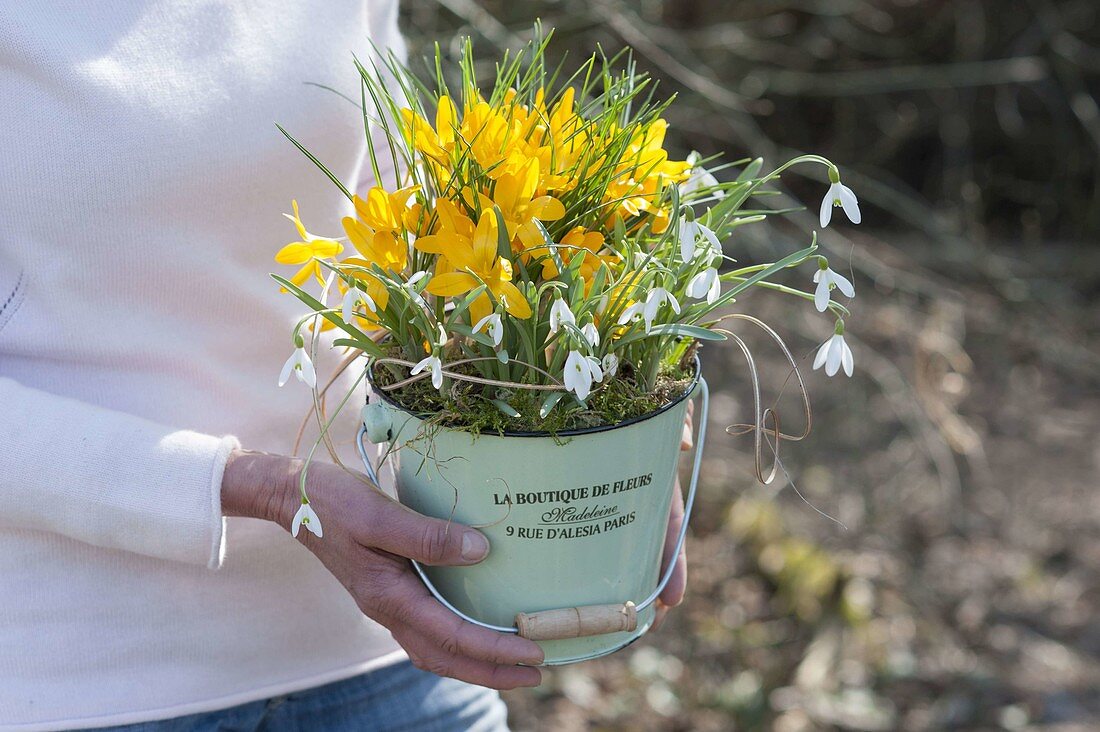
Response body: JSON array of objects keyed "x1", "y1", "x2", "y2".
[
  {"x1": 617, "y1": 301, "x2": 645, "y2": 327},
  {"x1": 601, "y1": 353, "x2": 620, "y2": 380},
  {"x1": 548, "y1": 298, "x2": 576, "y2": 334},
  {"x1": 686, "y1": 267, "x2": 721, "y2": 304},
  {"x1": 813, "y1": 262, "x2": 855, "y2": 312},
  {"x1": 813, "y1": 332, "x2": 855, "y2": 378},
  {"x1": 643, "y1": 287, "x2": 681, "y2": 333},
  {"x1": 679, "y1": 152, "x2": 724, "y2": 200},
  {"x1": 677, "y1": 218, "x2": 722, "y2": 263},
  {"x1": 581, "y1": 322, "x2": 600, "y2": 347},
  {"x1": 586, "y1": 355, "x2": 603, "y2": 384},
  {"x1": 564, "y1": 350, "x2": 599, "y2": 400},
  {"x1": 403, "y1": 271, "x2": 429, "y2": 308},
  {"x1": 473, "y1": 313, "x2": 504, "y2": 346},
  {"x1": 341, "y1": 286, "x2": 376, "y2": 322},
  {"x1": 411, "y1": 354, "x2": 444, "y2": 390},
  {"x1": 278, "y1": 347, "x2": 316, "y2": 388},
  {"x1": 291, "y1": 502, "x2": 323, "y2": 539},
  {"x1": 820, "y1": 180, "x2": 862, "y2": 228}
]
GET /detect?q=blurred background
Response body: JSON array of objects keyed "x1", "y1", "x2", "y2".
[{"x1": 400, "y1": 1, "x2": 1100, "y2": 729}]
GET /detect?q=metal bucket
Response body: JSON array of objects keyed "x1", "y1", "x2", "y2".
[{"x1": 358, "y1": 363, "x2": 708, "y2": 665}]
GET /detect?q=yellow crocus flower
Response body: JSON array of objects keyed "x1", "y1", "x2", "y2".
[
  {"x1": 529, "y1": 226, "x2": 616, "y2": 284},
  {"x1": 486, "y1": 158, "x2": 566, "y2": 251},
  {"x1": 421, "y1": 209, "x2": 532, "y2": 324},
  {"x1": 400, "y1": 96, "x2": 458, "y2": 164},
  {"x1": 274, "y1": 200, "x2": 344, "y2": 287},
  {"x1": 341, "y1": 185, "x2": 418, "y2": 273}
]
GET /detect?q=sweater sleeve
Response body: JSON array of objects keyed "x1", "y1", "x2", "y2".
[{"x1": 0, "y1": 377, "x2": 240, "y2": 568}]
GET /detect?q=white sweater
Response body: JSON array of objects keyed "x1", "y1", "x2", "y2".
[{"x1": 0, "y1": 2, "x2": 411, "y2": 729}]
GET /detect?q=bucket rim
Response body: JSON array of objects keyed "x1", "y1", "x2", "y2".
[{"x1": 366, "y1": 354, "x2": 701, "y2": 439}]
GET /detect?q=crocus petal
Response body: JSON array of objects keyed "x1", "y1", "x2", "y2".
[
  {"x1": 814, "y1": 278, "x2": 831, "y2": 312},
  {"x1": 819, "y1": 188, "x2": 834, "y2": 228},
  {"x1": 838, "y1": 184, "x2": 862, "y2": 224}
]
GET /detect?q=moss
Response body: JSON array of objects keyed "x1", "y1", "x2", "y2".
[{"x1": 371, "y1": 345, "x2": 696, "y2": 435}]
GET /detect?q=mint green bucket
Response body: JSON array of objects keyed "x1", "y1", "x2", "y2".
[{"x1": 358, "y1": 365, "x2": 708, "y2": 665}]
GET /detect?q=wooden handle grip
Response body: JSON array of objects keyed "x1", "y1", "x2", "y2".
[{"x1": 515, "y1": 601, "x2": 637, "y2": 641}]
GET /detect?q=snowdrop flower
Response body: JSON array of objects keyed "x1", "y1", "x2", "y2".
[
  {"x1": 411, "y1": 354, "x2": 443, "y2": 390},
  {"x1": 677, "y1": 216, "x2": 722, "y2": 263},
  {"x1": 341, "y1": 286, "x2": 376, "y2": 322},
  {"x1": 548, "y1": 298, "x2": 576, "y2": 334},
  {"x1": 473, "y1": 312, "x2": 504, "y2": 347},
  {"x1": 581, "y1": 322, "x2": 600, "y2": 347},
  {"x1": 679, "y1": 152, "x2": 725, "y2": 200},
  {"x1": 291, "y1": 501, "x2": 323, "y2": 539},
  {"x1": 643, "y1": 287, "x2": 681, "y2": 333},
  {"x1": 602, "y1": 353, "x2": 620, "y2": 380},
  {"x1": 403, "y1": 271, "x2": 429, "y2": 308},
  {"x1": 278, "y1": 343, "x2": 316, "y2": 388},
  {"x1": 813, "y1": 324, "x2": 854, "y2": 378},
  {"x1": 587, "y1": 355, "x2": 603, "y2": 383},
  {"x1": 617, "y1": 301, "x2": 645, "y2": 326},
  {"x1": 820, "y1": 169, "x2": 861, "y2": 228},
  {"x1": 564, "y1": 350, "x2": 602, "y2": 400},
  {"x1": 812, "y1": 258, "x2": 855, "y2": 312},
  {"x1": 410, "y1": 323, "x2": 448, "y2": 390},
  {"x1": 686, "y1": 267, "x2": 721, "y2": 304}
]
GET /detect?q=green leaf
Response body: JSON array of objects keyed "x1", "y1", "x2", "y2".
[
  {"x1": 491, "y1": 399, "x2": 520, "y2": 418},
  {"x1": 271, "y1": 274, "x2": 384, "y2": 357},
  {"x1": 492, "y1": 206, "x2": 512, "y2": 261},
  {"x1": 539, "y1": 391, "x2": 565, "y2": 418},
  {"x1": 275, "y1": 125, "x2": 352, "y2": 201},
  {"x1": 618, "y1": 323, "x2": 727, "y2": 345},
  {"x1": 448, "y1": 323, "x2": 497, "y2": 348},
  {"x1": 736, "y1": 157, "x2": 764, "y2": 183},
  {"x1": 720, "y1": 239, "x2": 818, "y2": 304},
  {"x1": 447, "y1": 285, "x2": 489, "y2": 321},
  {"x1": 332, "y1": 337, "x2": 385, "y2": 357}
]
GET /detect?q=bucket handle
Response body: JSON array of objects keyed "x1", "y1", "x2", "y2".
[{"x1": 356, "y1": 377, "x2": 709, "y2": 640}]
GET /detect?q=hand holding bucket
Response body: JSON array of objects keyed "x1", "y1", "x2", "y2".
[{"x1": 359, "y1": 367, "x2": 709, "y2": 665}]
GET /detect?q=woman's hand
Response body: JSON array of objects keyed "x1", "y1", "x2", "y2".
[
  {"x1": 653, "y1": 402, "x2": 694, "y2": 630},
  {"x1": 220, "y1": 450, "x2": 544, "y2": 690}
]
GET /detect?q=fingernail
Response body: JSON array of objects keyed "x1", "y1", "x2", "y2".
[{"x1": 461, "y1": 531, "x2": 489, "y2": 562}]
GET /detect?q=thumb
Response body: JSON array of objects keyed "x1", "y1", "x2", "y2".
[{"x1": 364, "y1": 494, "x2": 491, "y2": 566}]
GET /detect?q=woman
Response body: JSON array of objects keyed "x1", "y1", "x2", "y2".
[{"x1": 0, "y1": 1, "x2": 688, "y2": 729}]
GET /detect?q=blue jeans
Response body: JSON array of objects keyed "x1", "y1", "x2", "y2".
[{"x1": 93, "y1": 661, "x2": 508, "y2": 731}]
